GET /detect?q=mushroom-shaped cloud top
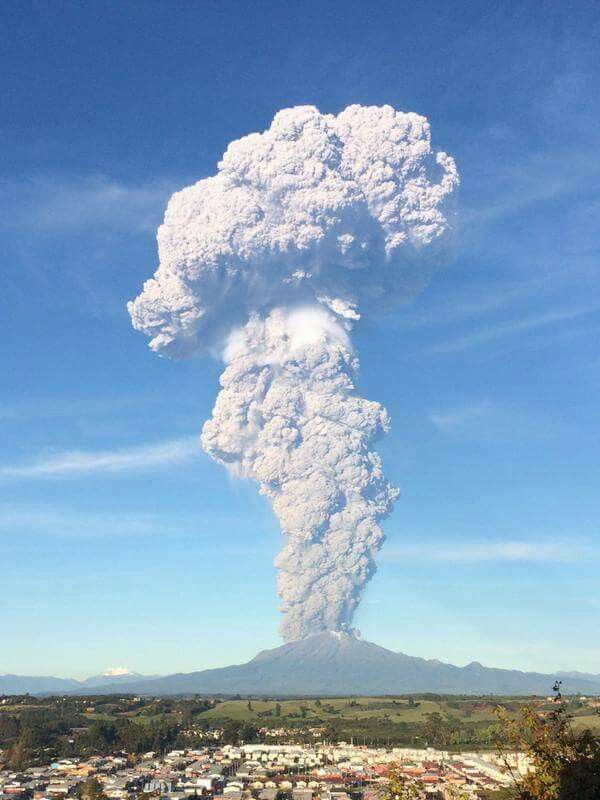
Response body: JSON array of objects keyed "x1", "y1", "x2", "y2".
[{"x1": 128, "y1": 104, "x2": 459, "y2": 358}]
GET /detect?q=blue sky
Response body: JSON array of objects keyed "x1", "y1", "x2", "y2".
[{"x1": 1, "y1": 0, "x2": 599, "y2": 679}]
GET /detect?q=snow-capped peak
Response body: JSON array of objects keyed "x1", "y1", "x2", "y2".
[{"x1": 102, "y1": 666, "x2": 135, "y2": 677}]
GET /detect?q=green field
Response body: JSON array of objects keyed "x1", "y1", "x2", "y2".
[
  {"x1": 193, "y1": 695, "x2": 600, "y2": 747},
  {"x1": 2, "y1": 693, "x2": 599, "y2": 765},
  {"x1": 200, "y1": 696, "x2": 462, "y2": 722}
]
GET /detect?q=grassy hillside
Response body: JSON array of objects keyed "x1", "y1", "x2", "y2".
[
  {"x1": 196, "y1": 694, "x2": 600, "y2": 746},
  {"x1": 2, "y1": 693, "x2": 598, "y2": 766}
]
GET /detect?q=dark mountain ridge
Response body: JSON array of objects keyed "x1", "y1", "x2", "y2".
[
  {"x1": 5, "y1": 632, "x2": 597, "y2": 697},
  {"x1": 557, "y1": 670, "x2": 600, "y2": 685},
  {"x1": 0, "y1": 674, "x2": 81, "y2": 695},
  {"x1": 0, "y1": 669, "x2": 155, "y2": 696}
]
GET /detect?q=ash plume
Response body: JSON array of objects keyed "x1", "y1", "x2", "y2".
[{"x1": 128, "y1": 104, "x2": 458, "y2": 640}]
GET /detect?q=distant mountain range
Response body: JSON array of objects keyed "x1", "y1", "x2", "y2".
[
  {"x1": 0, "y1": 668, "x2": 156, "y2": 696},
  {"x1": 3, "y1": 633, "x2": 600, "y2": 697},
  {"x1": 558, "y1": 670, "x2": 600, "y2": 684},
  {"x1": 82, "y1": 668, "x2": 160, "y2": 687}
]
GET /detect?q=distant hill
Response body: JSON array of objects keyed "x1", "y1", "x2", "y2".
[
  {"x1": 82, "y1": 668, "x2": 157, "y2": 688},
  {"x1": 0, "y1": 668, "x2": 157, "y2": 696},
  {"x1": 0, "y1": 674, "x2": 81, "y2": 695},
  {"x1": 558, "y1": 670, "x2": 600, "y2": 686},
  {"x1": 68, "y1": 632, "x2": 600, "y2": 697}
]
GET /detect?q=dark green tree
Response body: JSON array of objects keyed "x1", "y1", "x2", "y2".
[
  {"x1": 495, "y1": 698, "x2": 600, "y2": 799},
  {"x1": 378, "y1": 764, "x2": 424, "y2": 800},
  {"x1": 77, "y1": 778, "x2": 107, "y2": 800},
  {"x1": 422, "y1": 712, "x2": 448, "y2": 748}
]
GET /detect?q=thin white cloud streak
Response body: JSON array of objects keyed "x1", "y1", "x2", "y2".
[
  {"x1": 461, "y1": 166, "x2": 586, "y2": 227},
  {"x1": 0, "y1": 174, "x2": 176, "y2": 235},
  {"x1": 420, "y1": 305, "x2": 599, "y2": 355},
  {"x1": 460, "y1": 143, "x2": 600, "y2": 228},
  {"x1": 384, "y1": 540, "x2": 594, "y2": 564},
  {"x1": 391, "y1": 280, "x2": 539, "y2": 331},
  {"x1": 0, "y1": 507, "x2": 179, "y2": 537},
  {"x1": 429, "y1": 401, "x2": 498, "y2": 433},
  {"x1": 0, "y1": 506, "x2": 270, "y2": 541},
  {"x1": 428, "y1": 399, "x2": 567, "y2": 441},
  {"x1": 0, "y1": 395, "x2": 163, "y2": 423},
  {"x1": 0, "y1": 437, "x2": 199, "y2": 480}
]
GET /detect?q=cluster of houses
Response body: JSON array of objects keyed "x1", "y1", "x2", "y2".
[{"x1": 0, "y1": 742, "x2": 530, "y2": 800}]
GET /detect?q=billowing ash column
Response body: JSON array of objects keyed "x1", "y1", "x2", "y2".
[
  {"x1": 201, "y1": 307, "x2": 397, "y2": 640},
  {"x1": 128, "y1": 104, "x2": 459, "y2": 640}
]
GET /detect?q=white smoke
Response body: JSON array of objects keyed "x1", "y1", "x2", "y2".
[{"x1": 128, "y1": 104, "x2": 458, "y2": 640}]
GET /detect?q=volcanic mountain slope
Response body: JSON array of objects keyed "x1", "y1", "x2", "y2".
[{"x1": 78, "y1": 632, "x2": 600, "y2": 696}]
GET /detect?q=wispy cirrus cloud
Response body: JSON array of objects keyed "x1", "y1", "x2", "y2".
[
  {"x1": 429, "y1": 400, "x2": 498, "y2": 434},
  {"x1": 0, "y1": 506, "x2": 181, "y2": 537},
  {"x1": 0, "y1": 437, "x2": 199, "y2": 480},
  {"x1": 0, "y1": 174, "x2": 176, "y2": 234},
  {"x1": 420, "y1": 305, "x2": 599, "y2": 356},
  {"x1": 460, "y1": 146, "x2": 600, "y2": 228},
  {"x1": 0, "y1": 505, "x2": 269, "y2": 541},
  {"x1": 0, "y1": 395, "x2": 161, "y2": 423},
  {"x1": 1, "y1": 172, "x2": 182, "y2": 316},
  {"x1": 428, "y1": 399, "x2": 566, "y2": 440},
  {"x1": 384, "y1": 540, "x2": 594, "y2": 564}
]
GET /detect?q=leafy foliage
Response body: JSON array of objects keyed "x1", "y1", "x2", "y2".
[
  {"x1": 378, "y1": 764, "x2": 424, "y2": 800},
  {"x1": 495, "y1": 698, "x2": 600, "y2": 799},
  {"x1": 77, "y1": 778, "x2": 107, "y2": 800}
]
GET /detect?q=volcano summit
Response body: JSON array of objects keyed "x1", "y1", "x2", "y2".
[{"x1": 60, "y1": 632, "x2": 600, "y2": 697}]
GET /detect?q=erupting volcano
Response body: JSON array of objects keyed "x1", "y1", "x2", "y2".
[{"x1": 128, "y1": 104, "x2": 459, "y2": 640}]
